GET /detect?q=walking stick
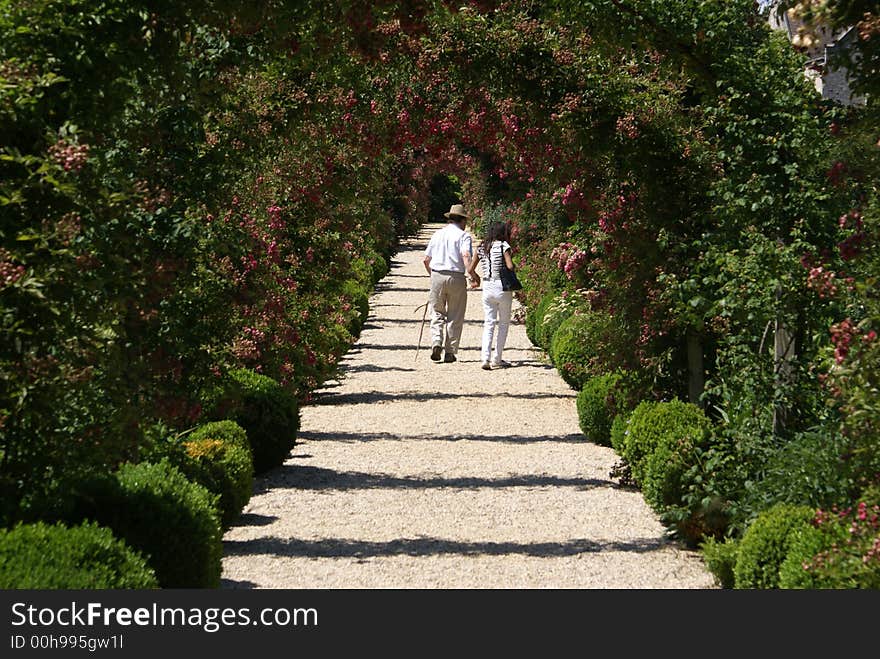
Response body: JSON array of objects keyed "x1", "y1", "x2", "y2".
[{"x1": 414, "y1": 299, "x2": 429, "y2": 360}]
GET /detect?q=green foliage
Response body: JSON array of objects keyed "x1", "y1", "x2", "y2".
[
  {"x1": 0, "y1": 0, "x2": 403, "y2": 526},
  {"x1": 74, "y1": 461, "x2": 222, "y2": 588},
  {"x1": 778, "y1": 523, "x2": 841, "y2": 589},
  {"x1": 577, "y1": 373, "x2": 621, "y2": 445},
  {"x1": 0, "y1": 521, "x2": 157, "y2": 589},
  {"x1": 622, "y1": 399, "x2": 711, "y2": 487},
  {"x1": 743, "y1": 427, "x2": 858, "y2": 519},
  {"x1": 780, "y1": 487, "x2": 880, "y2": 589},
  {"x1": 621, "y1": 399, "x2": 718, "y2": 543},
  {"x1": 536, "y1": 296, "x2": 573, "y2": 350},
  {"x1": 609, "y1": 413, "x2": 629, "y2": 454},
  {"x1": 141, "y1": 421, "x2": 252, "y2": 528},
  {"x1": 183, "y1": 421, "x2": 252, "y2": 528},
  {"x1": 207, "y1": 369, "x2": 299, "y2": 474},
  {"x1": 734, "y1": 504, "x2": 815, "y2": 589},
  {"x1": 341, "y1": 279, "x2": 370, "y2": 338},
  {"x1": 549, "y1": 311, "x2": 617, "y2": 390},
  {"x1": 576, "y1": 372, "x2": 642, "y2": 446},
  {"x1": 525, "y1": 294, "x2": 553, "y2": 347},
  {"x1": 700, "y1": 536, "x2": 739, "y2": 589}
]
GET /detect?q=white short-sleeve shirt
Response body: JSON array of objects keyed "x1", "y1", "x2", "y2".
[{"x1": 424, "y1": 223, "x2": 472, "y2": 273}]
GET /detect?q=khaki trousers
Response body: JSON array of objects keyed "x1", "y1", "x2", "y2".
[{"x1": 429, "y1": 270, "x2": 467, "y2": 354}]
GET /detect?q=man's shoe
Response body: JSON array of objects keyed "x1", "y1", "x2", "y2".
[
  {"x1": 430, "y1": 346, "x2": 442, "y2": 362},
  {"x1": 481, "y1": 362, "x2": 492, "y2": 370},
  {"x1": 491, "y1": 360, "x2": 509, "y2": 369},
  {"x1": 443, "y1": 353, "x2": 457, "y2": 363}
]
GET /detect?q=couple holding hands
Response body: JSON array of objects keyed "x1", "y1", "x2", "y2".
[{"x1": 422, "y1": 204, "x2": 519, "y2": 370}]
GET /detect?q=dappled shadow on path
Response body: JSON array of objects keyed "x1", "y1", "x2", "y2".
[
  {"x1": 236, "y1": 513, "x2": 280, "y2": 527},
  {"x1": 296, "y1": 430, "x2": 587, "y2": 444},
  {"x1": 310, "y1": 390, "x2": 573, "y2": 405},
  {"x1": 337, "y1": 364, "x2": 418, "y2": 374},
  {"x1": 254, "y1": 465, "x2": 614, "y2": 493},
  {"x1": 220, "y1": 578, "x2": 258, "y2": 589},
  {"x1": 372, "y1": 285, "x2": 431, "y2": 294},
  {"x1": 364, "y1": 318, "x2": 484, "y2": 326},
  {"x1": 223, "y1": 536, "x2": 668, "y2": 559}
]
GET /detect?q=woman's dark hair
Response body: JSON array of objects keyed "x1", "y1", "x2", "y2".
[{"x1": 481, "y1": 221, "x2": 510, "y2": 256}]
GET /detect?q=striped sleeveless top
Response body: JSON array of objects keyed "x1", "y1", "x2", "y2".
[{"x1": 478, "y1": 240, "x2": 510, "y2": 280}]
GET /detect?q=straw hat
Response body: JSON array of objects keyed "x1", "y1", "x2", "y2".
[{"x1": 443, "y1": 204, "x2": 470, "y2": 220}]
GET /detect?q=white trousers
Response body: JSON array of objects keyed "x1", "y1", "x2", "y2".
[{"x1": 481, "y1": 280, "x2": 513, "y2": 364}]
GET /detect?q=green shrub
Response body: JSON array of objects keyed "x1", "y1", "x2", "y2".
[
  {"x1": 641, "y1": 413, "x2": 713, "y2": 513},
  {"x1": 141, "y1": 421, "x2": 253, "y2": 528},
  {"x1": 341, "y1": 279, "x2": 370, "y2": 337},
  {"x1": 622, "y1": 399, "x2": 711, "y2": 488},
  {"x1": 77, "y1": 461, "x2": 223, "y2": 588},
  {"x1": 526, "y1": 294, "x2": 554, "y2": 346},
  {"x1": 536, "y1": 296, "x2": 572, "y2": 349},
  {"x1": 183, "y1": 422, "x2": 253, "y2": 528},
  {"x1": 778, "y1": 523, "x2": 840, "y2": 589},
  {"x1": 743, "y1": 428, "x2": 857, "y2": 519},
  {"x1": 576, "y1": 372, "x2": 643, "y2": 446},
  {"x1": 549, "y1": 311, "x2": 616, "y2": 390},
  {"x1": 610, "y1": 413, "x2": 629, "y2": 454},
  {"x1": 577, "y1": 373, "x2": 621, "y2": 445},
  {"x1": 621, "y1": 399, "x2": 717, "y2": 543},
  {"x1": 734, "y1": 504, "x2": 815, "y2": 589},
  {"x1": 207, "y1": 368, "x2": 300, "y2": 473},
  {"x1": 701, "y1": 536, "x2": 739, "y2": 589},
  {"x1": 779, "y1": 487, "x2": 880, "y2": 589},
  {"x1": 0, "y1": 521, "x2": 157, "y2": 589},
  {"x1": 371, "y1": 253, "x2": 390, "y2": 284}
]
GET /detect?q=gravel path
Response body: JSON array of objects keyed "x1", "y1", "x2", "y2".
[{"x1": 221, "y1": 224, "x2": 714, "y2": 588}]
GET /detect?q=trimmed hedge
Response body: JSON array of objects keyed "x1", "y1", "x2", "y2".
[
  {"x1": 779, "y1": 486, "x2": 880, "y2": 589},
  {"x1": 526, "y1": 294, "x2": 554, "y2": 346},
  {"x1": 577, "y1": 373, "x2": 620, "y2": 445},
  {"x1": 610, "y1": 413, "x2": 629, "y2": 454},
  {"x1": 622, "y1": 399, "x2": 711, "y2": 490},
  {"x1": 549, "y1": 311, "x2": 615, "y2": 390},
  {"x1": 342, "y1": 279, "x2": 370, "y2": 337},
  {"x1": 536, "y1": 296, "x2": 572, "y2": 349},
  {"x1": 778, "y1": 523, "x2": 840, "y2": 589},
  {"x1": 183, "y1": 421, "x2": 254, "y2": 528},
  {"x1": 141, "y1": 421, "x2": 253, "y2": 529},
  {"x1": 78, "y1": 461, "x2": 223, "y2": 588},
  {"x1": 733, "y1": 504, "x2": 814, "y2": 589},
  {"x1": 700, "y1": 536, "x2": 739, "y2": 589},
  {"x1": 576, "y1": 372, "x2": 641, "y2": 446},
  {"x1": 209, "y1": 368, "x2": 300, "y2": 473},
  {"x1": 371, "y1": 253, "x2": 390, "y2": 284},
  {"x1": 620, "y1": 399, "x2": 715, "y2": 544},
  {"x1": 0, "y1": 521, "x2": 157, "y2": 589},
  {"x1": 641, "y1": 413, "x2": 712, "y2": 514}
]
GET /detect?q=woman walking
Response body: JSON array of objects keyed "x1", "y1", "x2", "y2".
[{"x1": 467, "y1": 221, "x2": 516, "y2": 370}]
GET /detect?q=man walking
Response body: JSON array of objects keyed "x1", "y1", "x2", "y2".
[{"x1": 423, "y1": 204, "x2": 475, "y2": 363}]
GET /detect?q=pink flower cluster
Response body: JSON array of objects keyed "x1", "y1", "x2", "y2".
[
  {"x1": 0, "y1": 249, "x2": 25, "y2": 288},
  {"x1": 806, "y1": 266, "x2": 838, "y2": 298},
  {"x1": 830, "y1": 318, "x2": 856, "y2": 364},
  {"x1": 836, "y1": 210, "x2": 866, "y2": 260},
  {"x1": 615, "y1": 113, "x2": 640, "y2": 139},
  {"x1": 48, "y1": 139, "x2": 89, "y2": 172},
  {"x1": 267, "y1": 205, "x2": 285, "y2": 230},
  {"x1": 551, "y1": 242, "x2": 588, "y2": 279}
]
